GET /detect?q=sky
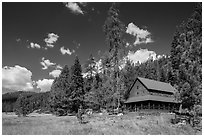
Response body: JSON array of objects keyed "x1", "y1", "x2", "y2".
[{"x1": 2, "y1": 2, "x2": 197, "y2": 93}]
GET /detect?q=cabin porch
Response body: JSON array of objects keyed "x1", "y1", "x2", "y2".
[{"x1": 126, "y1": 100, "x2": 179, "y2": 112}]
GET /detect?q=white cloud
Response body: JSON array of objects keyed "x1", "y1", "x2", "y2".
[
  {"x1": 60, "y1": 46, "x2": 75, "y2": 55},
  {"x1": 36, "y1": 79, "x2": 54, "y2": 92},
  {"x1": 40, "y1": 57, "x2": 56, "y2": 70},
  {"x1": 2, "y1": 65, "x2": 34, "y2": 91},
  {"x1": 44, "y1": 33, "x2": 59, "y2": 48},
  {"x1": 49, "y1": 69, "x2": 62, "y2": 78},
  {"x1": 56, "y1": 65, "x2": 63, "y2": 69},
  {"x1": 126, "y1": 23, "x2": 154, "y2": 45},
  {"x1": 64, "y1": 2, "x2": 84, "y2": 15},
  {"x1": 127, "y1": 49, "x2": 157, "y2": 64},
  {"x1": 30, "y1": 42, "x2": 41, "y2": 49}
]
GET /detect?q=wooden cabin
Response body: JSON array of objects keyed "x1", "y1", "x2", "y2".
[{"x1": 125, "y1": 77, "x2": 179, "y2": 112}]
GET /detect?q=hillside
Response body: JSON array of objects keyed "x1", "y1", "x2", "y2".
[
  {"x1": 2, "y1": 91, "x2": 50, "y2": 113},
  {"x1": 2, "y1": 91, "x2": 37, "y2": 101}
]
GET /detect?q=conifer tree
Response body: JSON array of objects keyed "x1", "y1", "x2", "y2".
[
  {"x1": 122, "y1": 60, "x2": 136, "y2": 99},
  {"x1": 49, "y1": 65, "x2": 71, "y2": 115},
  {"x1": 103, "y1": 3, "x2": 125, "y2": 109},
  {"x1": 84, "y1": 73, "x2": 103, "y2": 110},
  {"x1": 70, "y1": 56, "x2": 85, "y2": 112},
  {"x1": 159, "y1": 67, "x2": 166, "y2": 82},
  {"x1": 15, "y1": 94, "x2": 31, "y2": 116},
  {"x1": 84, "y1": 54, "x2": 96, "y2": 78},
  {"x1": 170, "y1": 3, "x2": 202, "y2": 110},
  {"x1": 84, "y1": 54, "x2": 96, "y2": 99}
]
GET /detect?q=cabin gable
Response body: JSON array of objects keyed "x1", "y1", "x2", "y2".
[
  {"x1": 125, "y1": 77, "x2": 179, "y2": 111},
  {"x1": 128, "y1": 79, "x2": 149, "y2": 98}
]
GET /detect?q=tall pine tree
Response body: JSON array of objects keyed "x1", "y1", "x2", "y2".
[
  {"x1": 170, "y1": 3, "x2": 202, "y2": 110},
  {"x1": 103, "y1": 3, "x2": 125, "y2": 109},
  {"x1": 70, "y1": 56, "x2": 85, "y2": 112},
  {"x1": 49, "y1": 65, "x2": 71, "y2": 115},
  {"x1": 84, "y1": 54, "x2": 96, "y2": 97}
]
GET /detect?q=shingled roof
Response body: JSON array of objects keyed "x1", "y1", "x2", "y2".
[
  {"x1": 137, "y1": 77, "x2": 177, "y2": 93},
  {"x1": 125, "y1": 77, "x2": 178, "y2": 103}
]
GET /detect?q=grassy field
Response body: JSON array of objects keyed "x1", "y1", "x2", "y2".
[{"x1": 2, "y1": 112, "x2": 201, "y2": 135}]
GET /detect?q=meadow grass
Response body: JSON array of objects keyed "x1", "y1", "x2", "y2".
[{"x1": 2, "y1": 112, "x2": 201, "y2": 135}]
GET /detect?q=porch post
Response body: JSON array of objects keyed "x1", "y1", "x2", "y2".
[
  {"x1": 168, "y1": 103, "x2": 170, "y2": 110},
  {"x1": 173, "y1": 104, "x2": 175, "y2": 111},
  {"x1": 136, "y1": 104, "x2": 137, "y2": 111},
  {"x1": 148, "y1": 101, "x2": 150, "y2": 109}
]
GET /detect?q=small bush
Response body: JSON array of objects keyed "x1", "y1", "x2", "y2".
[{"x1": 56, "y1": 108, "x2": 67, "y2": 116}]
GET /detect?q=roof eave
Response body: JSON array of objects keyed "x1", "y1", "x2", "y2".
[{"x1": 125, "y1": 100, "x2": 178, "y2": 103}]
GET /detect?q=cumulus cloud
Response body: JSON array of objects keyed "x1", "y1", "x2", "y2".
[
  {"x1": 49, "y1": 69, "x2": 62, "y2": 78},
  {"x1": 2, "y1": 65, "x2": 34, "y2": 91},
  {"x1": 44, "y1": 33, "x2": 59, "y2": 48},
  {"x1": 29, "y1": 42, "x2": 41, "y2": 49},
  {"x1": 127, "y1": 49, "x2": 157, "y2": 64},
  {"x1": 60, "y1": 46, "x2": 75, "y2": 55},
  {"x1": 40, "y1": 57, "x2": 56, "y2": 70},
  {"x1": 126, "y1": 23, "x2": 154, "y2": 45},
  {"x1": 56, "y1": 65, "x2": 63, "y2": 69},
  {"x1": 64, "y1": 2, "x2": 84, "y2": 15},
  {"x1": 36, "y1": 79, "x2": 54, "y2": 92}
]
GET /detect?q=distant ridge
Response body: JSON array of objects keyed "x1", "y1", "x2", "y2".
[{"x1": 2, "y1": 91, "x2": 37, "y2": 101}]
